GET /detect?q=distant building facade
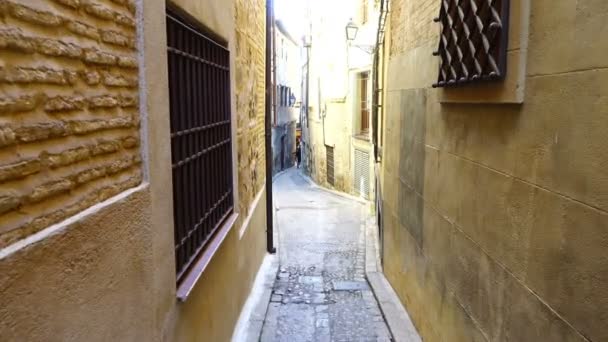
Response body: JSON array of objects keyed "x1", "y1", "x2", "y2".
[
  {"x1": 300, "y1": 0, "x2": 378, "y2": 200},
  {"x1": 271, "y1": 20, "x2": 301, "y2": 174}
]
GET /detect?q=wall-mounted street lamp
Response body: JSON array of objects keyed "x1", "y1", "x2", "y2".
[
  {"x1": 346, "y1": 18, "x2": 373, "y2": 53},
  {"x1": 345, "y1": 18, "x2": 359, "y2": 41}
]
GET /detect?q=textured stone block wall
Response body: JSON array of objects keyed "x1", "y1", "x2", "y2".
[
  {"x1": 234, "y1": 0, "x2": 266, "y2": 217},
  {"x1": 389, "y1": 0, "x2": 438, "y2": 56},
  {"x1": 383, "y1": 0, "x2": 608, "y2": 341},
  {"x1": 0, "y1": 0, "x2": 141, "y2": 248}
]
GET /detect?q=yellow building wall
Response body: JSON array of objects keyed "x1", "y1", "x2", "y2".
[
  {"x1": 0, "y1": 0, "x2": 268, "y2": 341},
  {"x1": 381, "y1": 0, "x2": 608, "y2": 341},
  {"x1": 302, "y1": 0, "x2": 379, "y2": 200},
  {"x1": 305, "y1": 101, "x2": 353, "y2": 193}
]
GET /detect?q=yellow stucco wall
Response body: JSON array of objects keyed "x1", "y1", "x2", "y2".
[
  {"x1": 0, "y1": 0, "x2": 268, "y2": 341},
  {"x1": 0, "y1": 186, "x2": 157, "y2": 341},
  {"x1": 381, "y1": 0, "x2": 608, "y2": 341},
  {"x1": 305, "y1": 101, "x2": 353, "y2": 193}
]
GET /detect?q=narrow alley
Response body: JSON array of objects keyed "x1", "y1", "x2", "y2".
[
  {"x1": 1, "y1": 0, "x2": 607, "y2": 341},
  {"x1": 261, "y1": 168, "x2": 391, "y2": 342}
]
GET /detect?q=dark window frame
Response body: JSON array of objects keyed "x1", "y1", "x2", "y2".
[
  {"x1": 432, "y1": 0, "x2": 510, "y2": 88},
  {"x1": 359, "y1": 72, "x2": 370, "y2": 134},
  {"x1": 166, "y1": 6, "x2": 236, "y2": 299}
]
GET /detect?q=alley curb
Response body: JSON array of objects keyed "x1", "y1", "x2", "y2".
[
  {"x1": 231, "y1": 177, "x2": 282, "y2": 341},
  {"x1": 364, "y1": 216, "x2": 422, "y2": 342},
  {"x1": 297, "y1": 170, "x2": 370, "y2": 205},
  {"x1": 271, "y1": 167, "x2": 291, "y2": 183}
]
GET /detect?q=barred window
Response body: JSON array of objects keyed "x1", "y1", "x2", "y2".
[
  {"x1": 433, "y1": 0, "x2": 510, "y2": 87},
  {"x1": 361, "y1": 0, "x2": 369, "y2": 24},
  {"x1": 166, "y1": 8, "x2": 234, "y2": 284},
  {"x1": 359, "y1": 72, "x2": 370, "y2": 134}
]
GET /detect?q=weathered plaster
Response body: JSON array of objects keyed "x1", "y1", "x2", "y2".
[{"x1": 0, "y1": 187, "x2": 155, "y2": 341}]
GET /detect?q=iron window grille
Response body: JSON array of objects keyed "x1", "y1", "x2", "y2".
[
  {"x1": 432, "y1": 0, "x2": 510, "y2": 88},
  {"x1": 166, "y1": 8, "x2": 234, "y2": 283},
  {"x1": 326, "y1": 145, "x2": 335, "y2": 186}
]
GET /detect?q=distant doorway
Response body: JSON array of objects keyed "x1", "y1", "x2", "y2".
[{"x1": 280, "y1": 135, "x2": 286, "y2": 170}]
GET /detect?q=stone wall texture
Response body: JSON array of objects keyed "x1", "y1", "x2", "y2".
[
  {"x1": 389, "y1": 0, "x2": 438, "y2": 56},
  {"x1": 0, "y1": 0, "x2": 141, "y2": 248},
  {"x1": 235, "y1": 0, "x2": 266, "y2": 217},
  {"x1": 382, "y1": 0, "x2": 608, "y2": 341}
]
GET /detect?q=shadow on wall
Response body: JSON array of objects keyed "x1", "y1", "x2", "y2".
[
  {"x1": 398, "y1": 89, "x2": 427, "y2": 248},
  {"x1": 272, "y1": 122, "x2": 296, "y2": 175},
  {"x1": 439, "y1": 101, "x2": 522, "y2": 152},
  {"x1": 401, "y1": 90, "x2": 523, "y2": 248}
]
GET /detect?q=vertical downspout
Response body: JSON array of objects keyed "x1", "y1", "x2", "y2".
[
  {"x1": 305, "y1": 47, "x2": 310, "y2": 130},
  {"x1": 265, "y1": 0, "x2": 276, "y2": 253},
  {"x1": 304, "y1": 20, "x2": 311, "y2": 173},
  {"x1": 372, "y1": 0, "x2": 389, "y2": 162},
  {"x1": 272, "y1": 17, "x2": 277, "y2": 130}
]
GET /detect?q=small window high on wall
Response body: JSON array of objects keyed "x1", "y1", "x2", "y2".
[
  {"x1": 358, "y1": 72, "x2": 370, "y2": 135},
  {"x1": 432, "y1": 0, "x2": 510, "y2": 87}
]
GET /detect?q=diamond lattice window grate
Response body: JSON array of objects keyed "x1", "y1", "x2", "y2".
[{"x1": 432, "y1": 0, "x2": 510, "y2": 88}]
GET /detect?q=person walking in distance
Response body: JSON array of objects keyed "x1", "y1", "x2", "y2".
[{"x1": 295, "y1": 140, "x2": 301, "y2": 168}]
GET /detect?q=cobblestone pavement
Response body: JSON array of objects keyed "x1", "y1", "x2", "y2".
[{"x1": 260, "y1": 168, "x2": 392, "y2": 342}]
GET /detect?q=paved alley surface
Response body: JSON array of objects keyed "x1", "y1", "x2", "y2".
[{"x1": 260, "y1": 168, "x2": 392, "y2": 342}]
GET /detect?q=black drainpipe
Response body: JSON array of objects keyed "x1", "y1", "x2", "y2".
[{"x1": 265, "y1": 0, "x2": 276, "y2": 254}]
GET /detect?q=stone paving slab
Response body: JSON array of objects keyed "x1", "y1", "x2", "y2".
[
  {"x1": 364, "y1": 216, "x2": 422, "y2": 342},
  {"x1": 332, "y1": 280, "x2": 370, "y2": 291}
]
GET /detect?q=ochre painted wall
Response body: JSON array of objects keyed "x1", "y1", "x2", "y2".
[
  {"x1": 0, "y1": 187, "x2": 156, "y2": 341},
  {"x1": 381, "y1": 0, "x2": 608, "y2": 341},
  {"x1": 0, "y1": 0, "x2": 269, "y2": 341}
]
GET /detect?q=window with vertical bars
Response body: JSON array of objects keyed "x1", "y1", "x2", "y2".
[
  {"x1": 359, "y1": 72, "x2": 370, "y2": 134},
  {"x1": 354, "y1": 149, "x2": 370, "y2": 199},
  {"x1": 432, "y1": 0, "x2": 510, "y2": 87},
  {"x1": 166, "y1": 8, "x2": 234, "y2": 282},
  {"x1": 326, "y1": 145, "x2": 335, "y2": 186}
]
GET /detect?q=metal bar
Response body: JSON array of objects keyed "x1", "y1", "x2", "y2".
[
  {"x1": 432, "y1": 0, "x2": 509, "y2": 87},
  {"x1": 202, "y1": 39, "x2": 211, "y2": 240},
  {"x1": 167, "y1": 47, "x2": 229, "y2": 71},
  {"x1": 265, "y1": 0, "x2": 276, "y2": 254},
  {"x1": 167, "y1": 8, "x2": 236, "y2": 282},
  {"x1": 166, "y1": 13, "x2": 228, "y2": 51}
]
